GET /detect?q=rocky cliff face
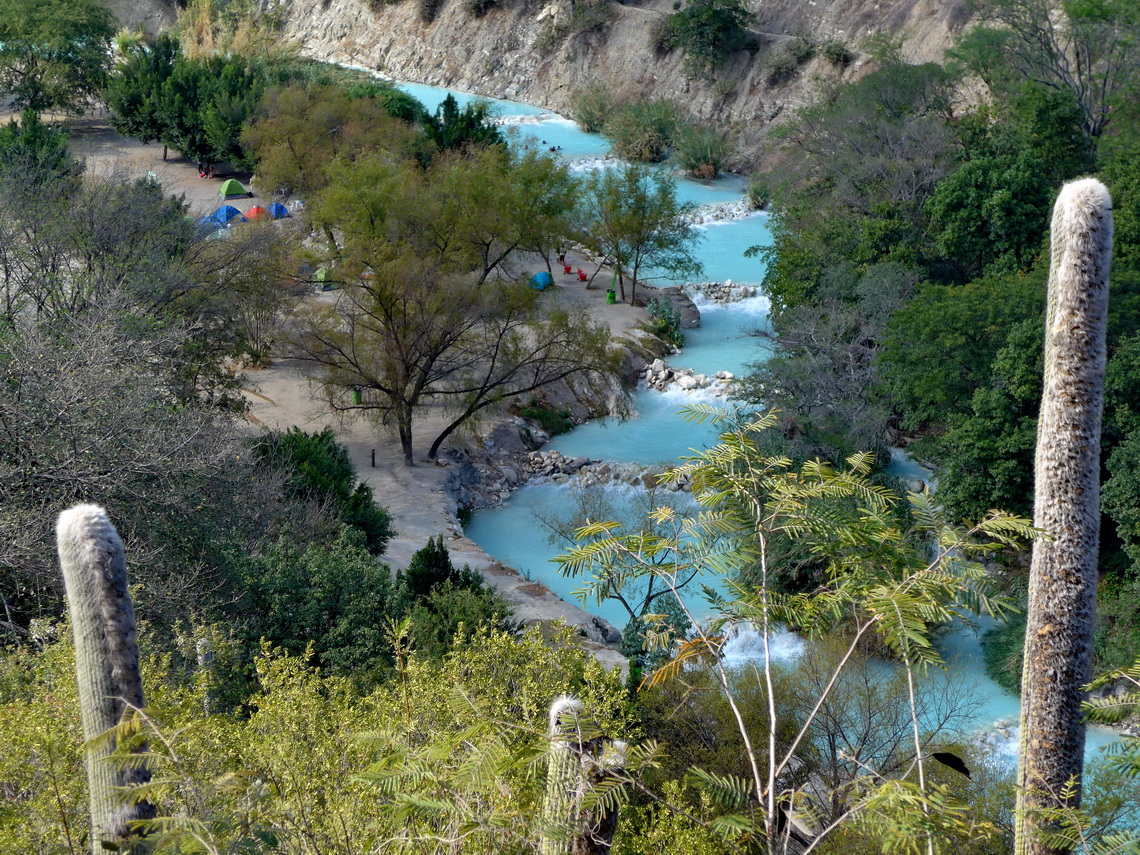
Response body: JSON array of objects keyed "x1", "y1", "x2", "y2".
[
  {"x1": 269, "y1": 0, "x2": 972, "y2": 168},
  {"x1": 111, "y1": 0, "x2": 971, "y2": 166}
]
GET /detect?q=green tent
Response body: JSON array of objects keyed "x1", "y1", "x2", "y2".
[
  {"x1": 314, "y1": 267, "x2": 338, "y2": 291},
  {"x1": 218, "y1": 178, "x2": 248, "y2": 199}
]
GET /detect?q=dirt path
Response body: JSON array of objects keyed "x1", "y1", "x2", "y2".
[{"x1": 61, "y1": 115, "x2": 645, "y2": 671}]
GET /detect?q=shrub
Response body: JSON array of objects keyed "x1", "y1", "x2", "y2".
[
  {"x1": 241, "y1": 526, "x2": 399, "y2": 681},
  {"x1": 571, "y1": 82, "x2": 616, "y2": 133},
  {"x1": 766, "y1": 36, "x2": 815, "y2": 84},
  {"x1": 536, "y1": 0, "x2": 614, "y2": 51},
  {"x1": 786, "y1": 34, "x2": 815, "y2": 64},
  {"x1": 401, "y1": 534, "x2": 484, "y2": 600},
  {"x1": 463, "y1": 0, "x2": 499, "y2": 18},
  {"x1": 417, "y1": 0, "x2": 445, "y2": 22},
  {"x1": 648, "y1": 15, "x2": 678, "y2": 55},
  {"x1": 765, "y1": 51, "x2": 800, "y2": 84},
  {"x1": 603, "y1": 98, "x2": 680, "y2": 162},
  {"x1": 672, "y1": 121, "x2": 732, "y2": 178},
  {"x1": 253, "y1": 427, "x2": 396, "y2": 554},
  {"x1": 746, "y1": 175, "x2": 771, "y2": 209},
  {"x1": 514, "y1": 397, "x2": 575, "y2": 435},
  {"x1": 644, "y1": 297, "x2": 685, "y2": 348},
  {"x1": 822, "y1": 39, "x2": 854, "y2": 67},
  {"x1": 667, "y1": 0, "x2": 753, "y2": 78}
]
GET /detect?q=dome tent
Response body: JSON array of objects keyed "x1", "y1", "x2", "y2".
[
  {"x1": 529, "y1": 271, "x2": 553, "y2": 290},
  {"x1": 218, "y1": 178, "x2": 248, "y2": 199},
  {"x1": 246, "y1": 206, "x2": 269, "y2": 220},
  {"x1": 209, "y1": 205, "x2": 246, "y2": 226},
  {"x1": 267, "y1": 202, "x2": 290, "y2": 219}
]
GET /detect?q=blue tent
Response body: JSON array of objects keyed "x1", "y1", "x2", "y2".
[
  {"x1": 529, "y1": 271, "x2": 553, "y2": 290},
  {"x1": 210, "y1": 205, "x2": 246, "y2": 225},
  {"x1": 267, "y1": 202, "x2": 290, "y2": 219}
]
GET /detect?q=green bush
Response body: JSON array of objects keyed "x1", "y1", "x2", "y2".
[
  {"x1": 667, "y1": 0, "x2": 753, "y2": 78},
  {"x1": 241, "y1": 526, "x2": 399, "y2": 682},
  {"x1": 401, "y1": 534, "x2": 485, "y2": 600},
  {"x1": 746, "y1": 175, "x2": 771, "y2": 209},
  {"x1": 408, "y1": 580, "x2": 518, "y2": 660},
  {"x1": 766, "y1": 36, "x2": 815, "y2": 84},
  {"x1": 649, "y1": 15, "x2": 679, "y2": 55},
  {"x1": 822, "y1": 39, "x2": 854, "y2": 66},
  {"x1": 603, "y1": 98, "x2": 680, "y2": 162},
  {"x1": 786, "y1": 34, "x2": 815, "y2": 64},
  {"x1": 766, "y1": 51, "x2": 800, "y2": 84},
  {"x1": 417, "y1": 0, "x2": 444, "y2": 20},
  {"x1": 463, "y1": 0, "x2": 500, "y2": 18},
  {"x1": 672, "y1": 121, "x2": 732, "y2": 178},
  {"x1": 253, "y1": 427, "x2": 396, "y2": 554},
  {"x1": 644, "y1": 297, "x2": 685, "y2": 348},
  {"x1": 515, "y1": 397, "x2": 575, "y2": 435},
  {"x1": 571, "y1": 82, "x2": 616, "y2": 133}
]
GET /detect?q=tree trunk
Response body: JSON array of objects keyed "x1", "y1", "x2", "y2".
[
  {"x1": 1015, "y1": 179, "x2": 1112, "y2": 855},
  {"x1": 397, "y1": 408, "x2": 415, "y2": 467},
  {"x1": 162, "y1": 144, "x2": 167, "y2": 161}
]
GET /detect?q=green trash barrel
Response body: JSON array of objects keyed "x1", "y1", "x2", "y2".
[
  {"x1": 606, "y1": 289, "x2": 617, "y2": 304},
  {"x1": 352, "y1": 389, "x2": 363, "y2": 405}
]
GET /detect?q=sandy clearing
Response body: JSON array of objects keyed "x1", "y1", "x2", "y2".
[{"x1": 61, "y1": 114, "x2": 645, "y2": 671}]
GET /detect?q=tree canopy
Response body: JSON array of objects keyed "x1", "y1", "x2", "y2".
[{"x1": 0, "y1": 0, "x2": 115, "y2": 113}]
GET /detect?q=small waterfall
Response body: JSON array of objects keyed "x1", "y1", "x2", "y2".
[{"x1": 721, "y1": 623, "x2": 805, "y2": 669}]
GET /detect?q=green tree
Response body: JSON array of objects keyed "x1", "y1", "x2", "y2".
[
  {"x1": 104, "y1": 32, "x2": 180, "y2": 149},
  {"x1": 878, "y1": 272, "x2": 1046, "y2": 431},
  {"x1": 0, "y1": 107, "x2": 80, "y2": 187},
  {"x1": 292, "y1": 149, "x2": 615, "y2": 466},
  {"x1": 574, "y1": 163, "x2": 701, "y2": 304},
  {"x1": 424, "y1": 93, "x2": 504, "y2": 152},
  {"x1": 242, "y1": 83, "x2": 427, "y2": 199},
  {"x1": 951, "y1": 0, "x2": 1140, "y2": 137},
  {"x1": 240, "y1": 526, "x2": 399, "y2": 680},
  {"x1": 0, "y1": 0, "x2": 115, "y2": 113},
  {"x1": 925, "y1": 150, "x2": 1053, "y2": 278},
  {"x1": 559, "y1": 406, "x2": 1035, "y2": 854},
  {"x1": 667, "y1": 0, "x2": 753, "y2": 78},
  {"x1": 753, "y1": 59, "x2": 955, "y2": 317}
]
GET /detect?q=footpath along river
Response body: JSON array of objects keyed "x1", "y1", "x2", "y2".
[{"x1": 393, "y1": 80, "x2": 1119, "y2": 758}]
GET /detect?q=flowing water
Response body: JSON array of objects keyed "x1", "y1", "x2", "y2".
[{"x1": 396, "y1": 81, "x2": 1120, "y2": 757}]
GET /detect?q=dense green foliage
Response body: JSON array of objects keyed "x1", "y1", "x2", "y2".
[
  {"x1": 106, "y1": 38, "x2": 433, "y2": 169},
  {"x1": 742, "y1": 18, "x2": 1140, "y2": 683},
  {"x1": 253, "y1": 427, "x2": 396, "y2": 554},
  {"x1": 0, "y1": 0, "x2": 115, "y2": 113},
  {"x1": 643, "y1": 297, "x2": 685, "y2": 348},
  {"x1": 659, "y1": 0, "x2": 753, "y2": 78}
]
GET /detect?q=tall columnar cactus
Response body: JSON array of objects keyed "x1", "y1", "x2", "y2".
[
  {"x1": 541, "y1": 696, "x2": 584, "y2": 855},
  {"x1": 1015, "y1": 178, "x2": 1113, "y2": 855},
  {"x1": 540, "y1": 696, "x2": 626, "y2": 855},
  {"x1": 57, "y1": 504, "x2": 155, "y2": 853}
]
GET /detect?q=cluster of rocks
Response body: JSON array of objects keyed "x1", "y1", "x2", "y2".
[
  {"x1": 686, "y1": 280, "x2": 761, "y2": 303},
  {"x1": 525, "y1": 449, "x2": 599, "y2": 479},
  {"x1": 687, "y1": 198, "x2": 755, "y2": 225},
  {"x1": 442, "y1": 419, "x2": 548, "y2": 510},
  {"x1": 642, "y1": 358, "x2": 735, "y2": 395},
  {"x1": 526, "y1": 451, "x2": 694, "y2": 492}
]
